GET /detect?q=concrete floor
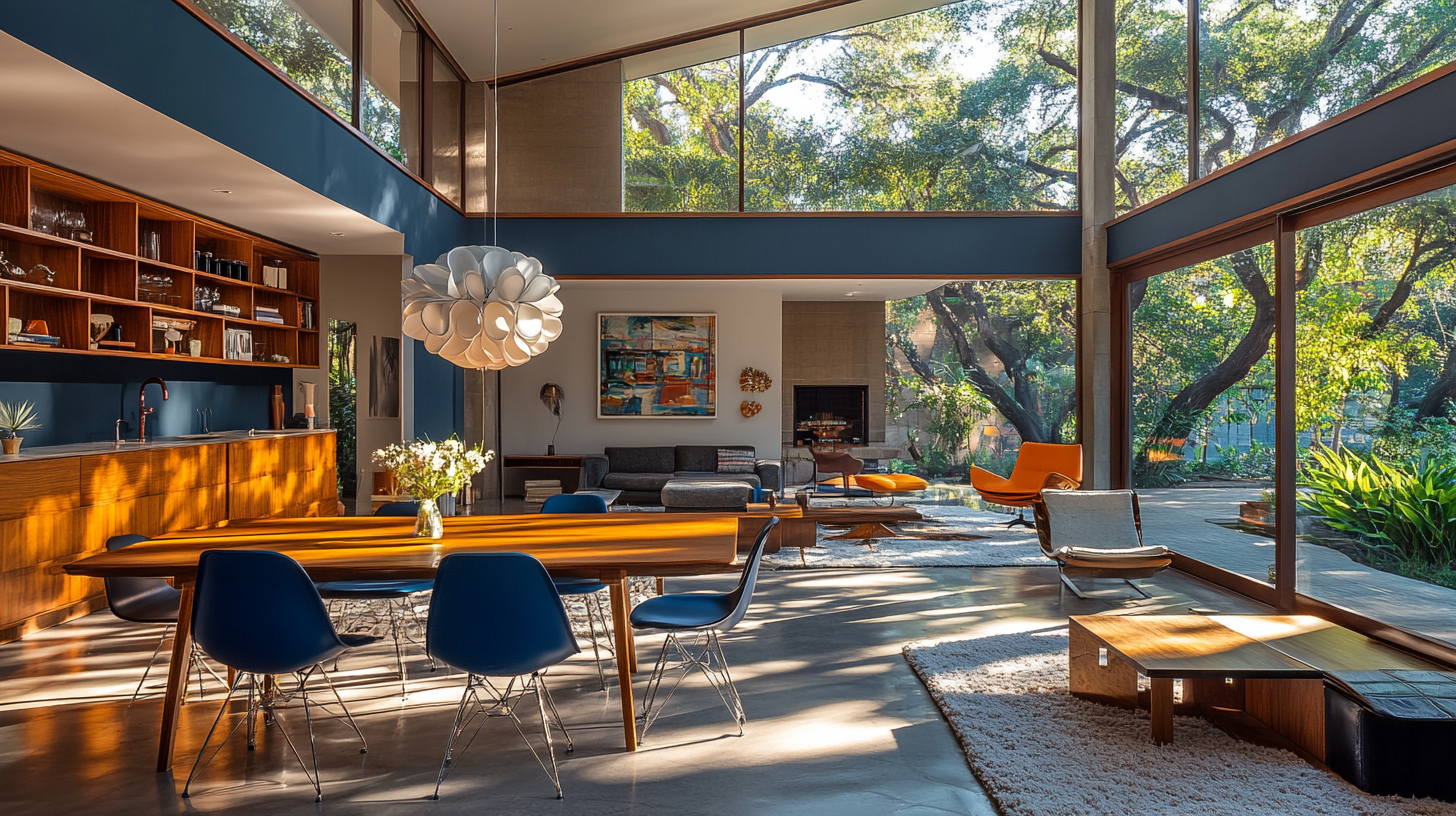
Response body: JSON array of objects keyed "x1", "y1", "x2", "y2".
[{"x1": 0, "y1": 567, "x2": 1263, "y2": 815}]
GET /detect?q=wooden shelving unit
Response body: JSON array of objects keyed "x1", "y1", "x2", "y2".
[{"x1": 0, "y1": 149, "x2": 320, "y2": 368}]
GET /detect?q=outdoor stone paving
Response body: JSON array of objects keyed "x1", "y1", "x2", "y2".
[{"x1": 1137, "y1": 486, "x2": 1456, "y2": 648}]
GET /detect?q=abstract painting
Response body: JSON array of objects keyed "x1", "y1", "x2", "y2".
[
  {"x1": 369, "y1": 335, "x2": 400, "y2": 419},
  {"x1": 598, "y1": 314, "x2": 716, "y2": 418}
]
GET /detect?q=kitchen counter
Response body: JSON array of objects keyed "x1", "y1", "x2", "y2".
[
  {"x1": 1, "y1": 428, "x2": 338, "y2": 643},
  {"x1": 0, "y1": 428, "x2": 335, "y2": 462}
]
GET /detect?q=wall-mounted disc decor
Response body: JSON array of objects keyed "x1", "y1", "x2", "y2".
[
  {"x1": 740, "y1": 400, "x2": 762, "y2": 418},
  {"x1": 739, "y1": 367, "x2": 772, "y2": 393}
]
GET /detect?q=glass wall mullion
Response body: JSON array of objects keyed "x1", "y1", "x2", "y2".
[
  {"x1": 351, "y1": 0, "x2": 364, "y2": 128},
  {"x1": 1274, "y1": 214, "x2": 1297, "y2": 612},
  {"x1": 1187, "y1": 0, "x2": 1199, "y2": 183}
]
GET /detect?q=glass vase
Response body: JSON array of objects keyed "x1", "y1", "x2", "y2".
[{"x1": 414, "y1": 497, "x2": 444, "y2": 539}]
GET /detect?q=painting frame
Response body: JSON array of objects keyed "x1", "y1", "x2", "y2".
[{"x1": 598, "y1": 313, "x2": 717, "y2": 419}]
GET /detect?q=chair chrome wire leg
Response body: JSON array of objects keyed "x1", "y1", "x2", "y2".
[
  {"x1": 388, "y1": 600, "x2": 408, "y2": 698},
  {"x1": 265, "y1": 672, "x2": 323, "y2": 803},
  {"x1": 129, "y1": 624, "x2": 172, "y2": 707},
  {"x1": 432, "y1": 673, "x2": 572, "y2": 801},
  {"x1": 638, "y1": 629, "x2": 747, "y2": 741},
  {"x1": 532, "y1": 673, "x2": 564, "y2": 799},
  {"x1": 315, "y1": 666, "x2": 369, "y2": 754},
  {"x1": 182, "y1": 673, "x2": 249, "y2": 798},
  {"x1": 582, "y1": 591, "x2": 614, "y2": 691},
  {"x1": 1058, "y1": 570, "x2": 1088, "y2": 599}
]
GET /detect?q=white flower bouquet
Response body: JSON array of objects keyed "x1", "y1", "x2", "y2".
[{"x1": 372, "y1": 437, "x2": 493, "y2": 537}]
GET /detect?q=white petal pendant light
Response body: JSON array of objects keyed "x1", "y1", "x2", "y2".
[{"x1": 400, "y1": 245, "x2": 563, "y2": 369}]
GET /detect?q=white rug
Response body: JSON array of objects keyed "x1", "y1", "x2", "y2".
[
  {"x1": 903, "y1": 631, "x2": 1456, "y2": 816},
  {"x1": 765, "y1": 504, "x2": 1050, "y2": 569}
]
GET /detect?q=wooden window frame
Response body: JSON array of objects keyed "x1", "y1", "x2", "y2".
[{"x1": 1114, "y1": 150, "x2": 1456, "y2": 668}]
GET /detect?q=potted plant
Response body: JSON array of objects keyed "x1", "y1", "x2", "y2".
[
  {"x1": 372, "y1": 437, "x2": 492, "y2": 538},
  {"x1": 1240, "y1": 488, "x2": 1275, "y2": 527},
  {"x1": 0, "y1": 400, "x2": 42, "y2": 455}
]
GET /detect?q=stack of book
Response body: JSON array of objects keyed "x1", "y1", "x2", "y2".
[
  {"x1": 211, "y1": 304, "x2": 241, "y2": 317},
  {"x1": 523, "y1": 480, "x2": 563, "y2": 504},
  {"x1": 261, "y1": 264, "x2": 289, "y2": 289},
  {"x1": 254, "y1": 306, "x2": 285, "y2": 325},
  {"x1": 9, "y1": 332, "x2": 60, "y2": 346}
]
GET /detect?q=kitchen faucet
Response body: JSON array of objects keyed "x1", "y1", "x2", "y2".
[{"x1": 138, "y1": 377, "x2": 168, "y2": 442}]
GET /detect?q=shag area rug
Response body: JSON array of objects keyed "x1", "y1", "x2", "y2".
[
  {"x1": 904, "y1": 630, "x2": 1456, "y2": 816},
  {"x1": 765, "y1": 504, "x2": 1049, "y2": 569}
]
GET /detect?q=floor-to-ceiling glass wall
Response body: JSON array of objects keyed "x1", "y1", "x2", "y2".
[
  {"x1": 885, "y1": 280, "x2": 1078, "y2": 508},
  {"x1": 1295, "y1": 183, "x2": 1456, "y2": 646},
  {"x1": 1130, "y1": 244, "x2": 1279, "y2": 584}
]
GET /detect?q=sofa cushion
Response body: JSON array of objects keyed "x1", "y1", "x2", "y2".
[
  {"x1": 672, "y1": 471, "x2": 761, "y2": 488},
  {"x1": 605, "y1": 446, "x2": 675, "y2": 474},
  {"x1": 675, "y1": 445, "x2": 754, "y2": 473},
  {"x1": 716, "y1": 448, "x2": 756, "y2": 473},
  {"x1": 661, "y1": 479, "x2": 756, "y2": 509},
  {"x1": 601, "y1": 472, "x2": 674, "y2": 492}
]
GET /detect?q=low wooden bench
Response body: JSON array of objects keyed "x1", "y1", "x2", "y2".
[{"x1": 1070, "y1": 614, "x2": 1456, "y2": 800}]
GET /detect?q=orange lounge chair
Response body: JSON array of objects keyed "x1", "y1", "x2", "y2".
[{"x1": 969, "y1": 441, "x2": 1082, "y2": 527}]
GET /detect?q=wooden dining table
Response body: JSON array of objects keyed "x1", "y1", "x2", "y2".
[{"x1": 62, "y1": 512, "x2": 741, "y2": 772}]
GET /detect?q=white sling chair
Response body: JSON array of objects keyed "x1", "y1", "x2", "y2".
[{"x1": 1032, "y1": 489, "x2": 1173, "y2": 599}]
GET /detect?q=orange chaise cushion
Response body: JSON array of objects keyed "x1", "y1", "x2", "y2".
[{"x1": 851, "y1": 474, "x2": 929, "y2": 493}]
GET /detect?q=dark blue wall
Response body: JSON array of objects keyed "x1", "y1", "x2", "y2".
[
  {"x1": 1108, "y1": 69, "x2": 1456, "y2": 263},
  {"x1": 0, "y1": 351, "x2": 286, "y2": 447},
  {"x1": 499, "y1": 214, "x2": 1081, "y2": 278},
  {"x1": 0, "y1": 0, "x2": 473, "y2": 443}
]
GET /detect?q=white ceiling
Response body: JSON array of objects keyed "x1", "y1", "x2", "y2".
[
  {"x1": 0, "y1": 31, "x2": 403, "y2": 256},
  {"x1": 412, "y1": 0, "x2": 954, "y2": 81}
]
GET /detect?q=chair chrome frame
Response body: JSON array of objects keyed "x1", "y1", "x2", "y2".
[
  {"x1": 326, "y1": 594, "x2": 434, "y2": 697},
  {"x1": 631, "y1": 518, "x2": 776, "y2": 743},
  {"x1": 182, "y1": 664, "x2": 367, "y2": 803},
  {"x1": 638, "y1": 629, "x2": 745, "y2": 740},
  {"x1": 432, "y1": 671, "x2": 573, "y2": 801},
  {"x1": 129, "y1": 624, "x2": 227, "y2": 706},
  {"x1": 559, "y1": 588, "x2": 615, "y2": 691}
]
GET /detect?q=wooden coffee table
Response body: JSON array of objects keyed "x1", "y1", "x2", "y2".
[{"x1": 1069, "y1": 616, "x2": 1322, "y2": 745}]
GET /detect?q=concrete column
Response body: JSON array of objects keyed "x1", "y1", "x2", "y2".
[
  {"x1": 1079, "y1": 0, "x2": 1116, "y2": 489},
  {"x1": 463, "y1": 368, "x2": 501, "y2": 503}
]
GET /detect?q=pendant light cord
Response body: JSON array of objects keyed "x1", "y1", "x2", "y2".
[{"x1": 492, "y1": 0, "x2": 499, "y2": 247}]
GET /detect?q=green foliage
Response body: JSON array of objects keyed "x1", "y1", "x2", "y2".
[
  {"x1": 0, "y1": 400, "x2": 41, "y2": 435},
  {"x1": 904, "y1": 359, "x2": 993, "y2": 466},
  {"x1": 328, "y1": 321, "x2": 358, "y2": 499},
  {"x1": 194, "y1": 0, "x2": 354, "y2": 122},
  {"x1": 1372, "y1": 406, "x2": 1456, "y2": 467},
  {"x1": 1299, "y1": 447, "x2": 1456, "y2": 571}
]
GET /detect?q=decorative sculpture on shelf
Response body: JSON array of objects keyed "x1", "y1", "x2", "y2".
[
  {"x1": 740, "y1": 400, "x2": 762, "y2": 418},
  {"x1": 739, "y1": 367, "x2": 772, "y2": 393},
  {"x1": 401, "y1": 245, "x2": 563, "y2": 369},
  {"x1": 540, "y1": 382, "x2": 564, "y2": 455}
]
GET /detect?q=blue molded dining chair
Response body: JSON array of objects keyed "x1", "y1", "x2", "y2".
[
  {"x1": 629, "y1": 516, "x2": 778, "y2": 741},
  {"x1": 315, "y1": 499, "x2": 434, "y2": 697},
  {"x1": 539, "y1": 493, "x2": 608, "y2": 514},
  {"x1": 184, "y1": 550, "x2": 377, "y2": 803},
  {"x1": 426, "y1": 553, "x2": 580, "y2": 801},
  {"x1": 373, "y1": 500, "x2": 419, "y2": 516},
  {"x1": 103, "y1": 534, "x2": 225, "y2": 706},
  {"x1": 540, "y1": 492, "x2": 614, "y2": 690}
]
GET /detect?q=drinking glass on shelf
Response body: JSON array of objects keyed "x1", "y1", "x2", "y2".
[{"x1": 30, "y1": 204, "x2": 55, "y2": 235}]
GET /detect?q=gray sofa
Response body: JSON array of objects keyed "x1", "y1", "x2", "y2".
[{"x1": 581, "y1": 445, "x2": 782, "y2": 505}]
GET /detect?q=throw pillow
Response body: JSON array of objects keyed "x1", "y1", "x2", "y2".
[{"x1": 716, "y1": 448, "x2": 755, "y2": 474}]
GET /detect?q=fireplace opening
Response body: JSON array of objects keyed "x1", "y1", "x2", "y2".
[{"x1": 793, "y1": 385, "x2": 869, "y2": 449}]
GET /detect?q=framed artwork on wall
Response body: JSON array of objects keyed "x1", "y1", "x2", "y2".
[
  {"x1": 369, "y1": 335, "x2": 400, "y2": 419},
  {"x1": 598, "y1": 314, "x2": 716, "y2": 418}
]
